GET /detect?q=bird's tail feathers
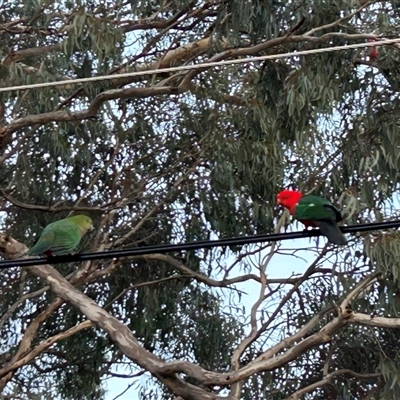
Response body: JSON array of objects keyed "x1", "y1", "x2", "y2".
[{"x1": 314, "y1": 220, "x2": 347, "y2": 245}]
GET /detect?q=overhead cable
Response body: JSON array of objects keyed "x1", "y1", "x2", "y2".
[
  {"x1": 0, "y1": 38, "x2": 398, "y2": 93},
  {"x1": 0, "y1": 219, "x2": 399, "y2": 269}
]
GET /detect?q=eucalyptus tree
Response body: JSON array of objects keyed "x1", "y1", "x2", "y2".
[{"x1": 0, "y1": 0, "x2": 400, "y2": 399}]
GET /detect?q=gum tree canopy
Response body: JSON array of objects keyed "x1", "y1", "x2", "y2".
[{"x1": 1, "y1": 1, "x2": 400, "y2": 399}]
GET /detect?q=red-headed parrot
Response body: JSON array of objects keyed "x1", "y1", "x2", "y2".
[
  {"x1": 276, "y1": 189, "x2": 347, "y2": 245},
  {"x1": 28, "y1": 215, "x2": 94, "y2": 256}
]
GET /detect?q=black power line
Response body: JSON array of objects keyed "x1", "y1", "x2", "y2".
[{"x1": 1, "y1": 219, "x2": 399, "y2": 270}]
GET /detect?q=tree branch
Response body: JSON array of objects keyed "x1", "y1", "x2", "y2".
[
  {"x1": 340, "y1": 272, "x2": 380, "y2": 310},
  {"x1": 1, "y1": 192, "x2": 104, "y2": 212},
  {"x1": 230, "y1": 243, "x2": 331, "y2": 371},
  {"x1": 0, "y1": 86, "x2": 180, "y2": 137},
  {"x1": 285, "y1": 369, "x2": 381, "y2": 400},
  {"x1": 27, "y1": 263, "x2": 222, "y2": 400},
  {"x1": 351, "y1": 313, "x2": 400, "y2": 328},
  {"x1": 0, "y1": 320, "x2": 92, "y2": 378},
  {"x1": 0, "y1": 286, "x2": 49, "y2": 331},
  {"x1": 304, "y1": 0, "x2": 379, "y2": 36},
  {"x1": 0, "y1": 297, "x2": 63, "y2": 390},
  {"x1": 136, "y1": 253, "x2": 263, "y2": 287}
]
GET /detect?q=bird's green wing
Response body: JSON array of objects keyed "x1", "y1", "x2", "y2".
[
  {"x1": 294, "y1": 195, "x2": 342, "y2": 222},
  {"x1": 28, "y1": 220, "x2": 82, "y2": 256}
]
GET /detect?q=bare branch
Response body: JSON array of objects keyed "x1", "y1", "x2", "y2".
[
  {"x1": 0, "y1": 320, "x2": 92, "y2": 378},
  {"x1": 0, "y1": 286, "x2": 49, "y2": 331},
  {"x1": 0, "y1": 297, "x2": 63, "y2": 389},
  {"x1": 351, "y1": 313, "x2": 400, "y2": 328},
  {"x1": 0, "y1": 86, "x2": 179, "y2": 137},
  {"x1": 103, "y1": 274, "x2": 191, "y2": 308},
  {"x1": 2, "y1": 43, "x2": 64, "y2": 67},
  {"x1": 230, "y1": 243, "x2": 331, "y2": 370},
  {"x1": 161, "y1": 308, "x2": 347, "y2": 385},
  {"x1": 136, "y1": 253, "x2": 262, "y2": 287},
  {"x1": 0, "y1": 234, "x2": 28, "y2": 259},
  {"x1": 340, "y1": 272, "x2": 380, "y2": 310},
  {"x1": 2, "y1": 192, "x2": 104, "y2": 212},
  {"x1": 285, "y1": 369, "x2": 381, "y2": 400},
  {"x1": 304, "y1": 0, "x2": 380, "y2": 36},
  {"x1": 28, "y1": 263, "x2": 222, "y2": 400}
]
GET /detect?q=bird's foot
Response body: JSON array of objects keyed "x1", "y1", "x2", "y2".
[{"x1": 302, "y1": 228, "x2": 319, "y2": 235}]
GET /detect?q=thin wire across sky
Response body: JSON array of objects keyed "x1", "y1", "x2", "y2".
[
  {"x1": 0, "y1": 38, "x2": 398, "y2": 93},
  {"x1": 1, "y1": 219, "x2": 399, "y2": 269}
]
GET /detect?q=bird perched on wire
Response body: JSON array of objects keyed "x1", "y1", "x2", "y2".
[
  {"x1": 28, "y1": 215, "x2": 94, "y2": 257},
  {"x1": 276, "y1": 189, "x2": 347, "y2": 245}
]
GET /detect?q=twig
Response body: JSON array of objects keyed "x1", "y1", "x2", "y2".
[
  {"x1": 285, "y1": 369, "x2": 381, "y2": 400},
  {"x1": 340, "y1": 272, "x2": 380, "y2": 310}
]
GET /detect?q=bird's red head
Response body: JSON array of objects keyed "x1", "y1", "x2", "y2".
[{"x1": 276, "y1": 189, "x2": 303, "y2": 210}]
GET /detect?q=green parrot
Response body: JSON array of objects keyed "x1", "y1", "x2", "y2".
[
  {"x1": 276, "y1": 189, "x2": 347, "y2": 245},
  {"x1": 28, "y1": 215, "x2": 94, "y2": 256}
]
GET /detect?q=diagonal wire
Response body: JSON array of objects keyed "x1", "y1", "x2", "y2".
[
  {"x1": 0, "y1": 219, "x2": 399, "y2": 269},
  {"x1": 0, "y1": 38, "x2": 398, "y2": 93}
]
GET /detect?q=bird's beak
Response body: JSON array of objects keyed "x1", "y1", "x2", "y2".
[
  {"x1": 90, "y1": 224, "x2": 95, "y2": 231},
  {"x1": 276, "y1": 198, "x2": 282, "y2": 205}
]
